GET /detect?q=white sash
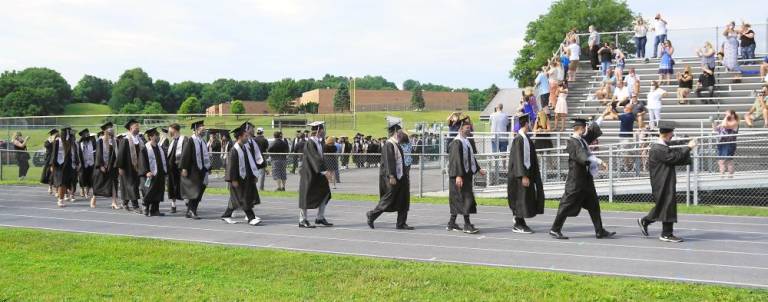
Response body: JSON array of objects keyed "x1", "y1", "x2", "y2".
[
  {"x1": 309, "y1": 137, "x2": 323, "y2": 156},
  {"x1": 101, "y1": 137, "x2": 113, "y2": 166},
  {"x1": 56, "y1": 138, "x2": 65, "y2": 165},
  {"x1": 386, "y1": 138, "x2": 403, "y2": 180},
  {"x1": 518, "y1": 129, "x2": 531, "y2": 169},
  {"x1": 173, "y1": 135, "x2": 185, "y2": 160},
  {"x1": 81, "y1": 140, "x2": 94, "y2": 167},
  {"x1": 233, "y1": 143, "x2": 258, "y2": 179},
  {"x1": 454, "y1": 135, "x2": 477, "y2": 174},
  {"x1": 247, "y1": 138, "x2": 265, "y2": 165},
  {"x1": 192, "y1": 135, "x2": 211, "y2": 170},
  {"x1": 144, "y1": 142, "x2": 167, "y2": 175}
]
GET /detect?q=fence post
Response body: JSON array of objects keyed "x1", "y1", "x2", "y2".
[
  {"x1": 686, "y1": 164, "x2": 691, "y2": 207},
  {"x1": 439, "y1": 128, "x2": 445, "y2": 192},
  {"x1": 608, "y1": 144, "x2": 614, "y2": 203},
  {"x1": 419, "y1": 153, "x2": 424, "y2": 198},
  {"x1": 556, "y1": 133, "x2": 562, "y2": 180},
  {"x1": 693, "y1": 146, "x2": 699, "y2": 206}
]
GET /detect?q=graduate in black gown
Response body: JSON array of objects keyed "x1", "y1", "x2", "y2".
[
  {"x1": 180, "y1": 120, "x2": 210, "y2": 219},
  {"x1": 164, "y1": 123, "x2": 184, "y2": 214},
  {"x1": 41, "y1": 128, "x2": 58, "y2": 195},
  {"x1": 221, "y1": 126, "x2": 263, "y2": 226},
  {"x1": 92, "y1": 122, "x2": 119, "y2": 209},
  {"x1": 366, "y1": 116, "x2": 413, "y2": 230},
  {"x1": 116, "y1": 119, "x2": 144, "y2": 213},
  {"x1": 638, "y1": 123, "x2": 696, "y2": 243},
  {"x1": 352, "y1": 134, "x2": 365, "y2": 168},
  {"x1": 507, "y1": 115, "x2": 545, "y2": 234},
  {"x1": 138, "y1": 128, "x2": 167, "y2": 217},
  {"x1": 339, "y1": 136, "x2": 352, "y2": 169},
  {"x1": 298, "y1": 121, "x2": 333, "y2": 228},
  {"x1": 447, "y1": 116, "x2": 486, "y2": 234},
  {"x1": 549, "y1": 119, "x2": 615, "y2": 240},
  {"x1": 77, "y1": 129, "x2": 97, "y2": 205},
  {"x1": 50, "y1": 127, "x2": 80, "y2": 207}
]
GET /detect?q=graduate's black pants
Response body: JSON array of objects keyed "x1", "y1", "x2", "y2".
[
  {"x1": 221, "y1": 206, "x2": 256, "y2": 221},
  {"x1": 368, "y1": 210, "x2": 408, "y2": 227},
  {"x1": 551, "y1": 208, "x2": 604, "y2": 233},
  {"x1": 142, "y1": 200, "x2": 161, "y2": 214}
]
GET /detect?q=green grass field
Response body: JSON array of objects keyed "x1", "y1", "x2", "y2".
[{"x1": 0, "y1": 227, "x2": 765, "y2": 301}]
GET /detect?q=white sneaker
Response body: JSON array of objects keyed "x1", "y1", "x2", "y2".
[
  {"x1": 222, "y1": 217, "x2": 238, "y2": 224},
  {"x1": 248, "y1": 217, "x2": 262, "y2": 226}
]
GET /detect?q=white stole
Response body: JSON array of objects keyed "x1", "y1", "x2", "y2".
[
  {"x1": 386, "y1": 138, "x2": 403, "y2": 180},
  {"x1": 233, "y1": 142, "x2": 258, "y2": 179},
  {"x1": 101, "y1": 137, "x2": 113, "y2": 166},
  {"x1": 56, "y1": 138, "x2": 65, "y2": 165},
  {"x1": 518, "y1": 129, "x2": 531, "y2": 169},
  {"x1": 173, "y1": 135, "x2": 185, "y2": 160},
  {"x1": 144, "y1": 142, "x2": 167, "y2": 175},
  {"x1": 247, "y1": 138, "x2": 265, "y2": 165},
  {"x1": 192, "y1": 135, "x2": 211, "y2": 170},
  {"x1": 454, "y1": 135, "x2": 477, "y2": 174},
  {"x1": 81, "y1": 140, "x2": 94, "y2": 167}
]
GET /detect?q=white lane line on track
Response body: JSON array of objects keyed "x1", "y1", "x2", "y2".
[
  {"x1": 1, "y1": 213, "x2": 767, "y2": 272},
  {"x1": 1, "y1": 224, "x2": 766, "y2": 289}
]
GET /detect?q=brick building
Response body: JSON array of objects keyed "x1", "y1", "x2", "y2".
[{"x1": 205, "y1": 100, "x2": 272, "y2": 116}]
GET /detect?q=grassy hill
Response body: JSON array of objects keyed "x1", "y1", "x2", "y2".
[{"x1": 62, "y1": 103, "x2": 112, "y2": 115}]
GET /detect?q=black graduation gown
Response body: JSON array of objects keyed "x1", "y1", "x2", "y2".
[
  {"x1": 139, "y1": 144, "x2": 167, "y2": 203},
  {"x1": 375, "y1": 141, "x2": 410, "y2": 212},
  {"x1": 49, "y1": 138, "x2": 79, "y2": 188},
  {"x1": 254, "y1": 135, "x2": 269, "y2": 154},
  {"x1": 507, "y1": 134, "x2": 545, "y2": 218},
  {"x1": 299, "y1": 138, "x2": 331, "y2": 209},
  {"x1": 78, "y1": 138, "x2": 97, "y2": 187},
  {"x1": 166, "y1": 136, "x2": 183, "y2": 200},
  {"x1": 210, "y1": 139, "x2": 223, "y2": 170},
  {"x1": 366, "y1": 142, "x2": 380, "y2": 166},
  {"x1": 179, "y1": 137, "x2": 208, "y2": 200},
  {"x1": 40, "y1": 140, "x2": 53, "y2": 184},
  {"x1": 225, "y1": 143, "x2": 259, "y2": 210},
  {"x1": 353, "y1": 142, "x2": 364, "y2": 166},
  {"x1": 92, "y1": 137, "x2": 118, "y2": 197},
  {"x1": 448, "y1": 138, "x2": 479, "y2": 215},
  {"x1": 646, "y1": 142, "x2": 692, "y2": 223},
  {"x1": 556, "y1": 137, "x2": 599, "y2": 217},
  {"x1": 116, "y1": 136, "x2": 143, "y2": 201},
  {"x1": 340, "y1": 142, "x2": 352, "y2": 166}
]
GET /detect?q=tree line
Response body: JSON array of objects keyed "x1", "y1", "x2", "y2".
[{"x1": 0, "y1": 66, "x2": 499, "y2": 116}]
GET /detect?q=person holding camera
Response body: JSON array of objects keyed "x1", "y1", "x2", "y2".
[
  {"x1": 745, "y1": 85, "x2": 768, "y2": 128},
  {"x1": 12, "y1": 132, "x2": 30, "y2": 180},
  {"x1": 713, "y1": 110, "x2": 740, "y2": 179}
]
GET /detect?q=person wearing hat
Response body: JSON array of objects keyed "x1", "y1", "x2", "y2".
[
  {"x1": 41, "y1": 128, "x2": 59, "y2": 195},
  {"x1": 116, "y1": 119, "x2": 145, "y2": 213},
  {"x1": 366, "y1": 116, "x2": 413, "y2": 230},
  {"x1": 77, "y1": 128, "x2": 97, "y2": 206},
  {"x1": 549, "y1": 118, "x2": 615, "y2": 240},
  {"x1": 338, "y1": 136, "x2": 352, "y2": 170},
  {"x1": 222, "y1": 126, "x2": 263, "y2": 226},
  {"x1": 138, "y1": 128, "x2": 168, "y2": 217},
  {"x1": 366, "y1": 135, "x2": 380, "y2": 168},
  {"x1": 253, "y1": 127, "x2": 269, "y2": 191},
  {"x1": 267, "y1": 131, "x2": 290, "y2": 191},
  {"x1": 49, "y1": 127, "x2": 81, "y2": 207},
  {"x1": 507, "y1": 114, "x2": 545, "y2": 234},
  {"x1": 11, "y1": 131, "x2": 30, "y2": 181},
  {"x1": 352, "y1": 135, "x2": 365, "y2": 168},
  {"x1": 638, "y1": 123, "x2": 697, "y2": 243},
  {"x1": 447, "y1": 116, "x2": 486, "y2": 234},
  {"x1": 298, "y1": 121, "x2": 333, "y2": 228},
  {"x1": 164, "y1": 123, "x2": 185, "y2": 214},
  {"x1": 92, "y1": 122, "x2": 120, "y2": 209},
  {"x1": 289, "y1": 130, "x2": 304, "y2": 174},
  {"x1": 179, "y1": 120, "x2": 211, "y2": 219}
]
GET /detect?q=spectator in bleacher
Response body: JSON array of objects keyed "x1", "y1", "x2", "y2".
[
  {"x1": 651, "y1": 13, "x2": 668, "y2": 58},
  {"x1": 489, "y1": 104, "x2": 509, "y2": 153},
  {"x1": 553, "y1": 83, "x2": 569, "y2": 131},
  {"x1": 625, "y1": 68, "x2": 640, "y2": 98},
  {"x1": 634, "y1": 17, "x2": 649, "y2": 59},
  {"x1": 658, "y1": 40, "x2": 675, "y2": 85},
  {"x1": 630, "y1": 95, "x2": 647, "y2": 129},
  {"x1": 563, "y1": 27, "x2": 579, "y2": 46},
  {"x1": 588, "y1": 25, "x2": 600, "y2": 70},
  {"x1": 613, "y1": 80, "x2": 631, "y2": 110},
  {"x1": 614, "y1": 47, "x2": 626, "y2": 82},
  {"x1": 567, "y1": 37, "x2": 580, "y2": 82},
  {"x1": 676, "y1": 66, "x2": 694, "y2": 104},
  {"x1": 522, "y1": 87, "x2": 538, "y2": 126},
  {"x1": 646, "y1": 80, "x2": 667, "y2": 129},
  {"x1": 695, "y1": 66, "x2": 716, "y2": 104},
  {"x1": 535, "y1": 66, "x2": 550, "y2": 110},
  {"x1": 739, "y1": 23, "x2": 756, "y2": 63},
  {"x1": 696, "y1": 41, "x2": 717, "y2": 70},
  {"x1": 713, "y1": 110, "x2": 739, "y2": 178},
  {"x1": 548, "y1": 58, "x2": 564, "y2": 111},
  {"x1": 760, "y1": 56, "x2": 768, "y2": 83},
  {"x1": 744, "y1": 85, "x2": 768, "y2": 128},
  {"x1": 560, "y1": 49, "x2": 571, "y2": 86},
  {"x1": 601, "y1": 103, "x2": 636, "y2": 171},
  {"x1": 595, "y1": 80, "x2": 613, "y2": 106},
  {"x1": 598, "y1": 42, "x2": 613, "y2": 76},
  {"x1": 723, "y1": 22, "x2": 741, "y2": 72}
]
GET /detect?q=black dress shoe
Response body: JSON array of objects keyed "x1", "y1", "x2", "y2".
[
  {"x1": 596, "y1": 229, "x2": 616, "y2": 239},
  {"x1": 446, "y1": 223, "x2": 462, "y2": 232},
  {"x1": 170, "y1": 207, "x2": 177, "y2": 214},
  {"x1": 365, "y1": 212, "x2": 374, "y2": 229},
  {"x1": 549, "y1": 230, "x2": 569, "y2": 240},
  {"x1": 396, "y1": 224, "x2": 415, "y2": 230},
  {"x1": 637, "y1": 218, "x2": 649, "y2": 236},
  {"x1": 315, "y1": 219, "x2": 333, "y2": 227},
  {"x1": 299, "y1": 220, "x2": 315, "y2": 228},
  {"x1": 189, "y1": 211, "x2": 201, "y2": 220},
  {"x1": 463, "y1": 224, "x2": 479, "y2": 234}
]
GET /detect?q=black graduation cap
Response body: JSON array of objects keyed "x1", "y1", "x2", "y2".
[
  {"x1": 385, "y1": 116, "x2": 403, "y2": 134},
  {"x1": 571, "y1": 118, "x2": 588, "y2": 128},
  {"x1": 365, "y1": 135, "x2": 372, "y2": 140},
  {"x1": 144, "y1": 127, "x2": 159, "y2": 137},
  {"x1": 96, "y1": 131, "x2": 104, "y2": 137},
  {"x1": 160, "y1": 128, "x2": 169, "y2": 134},
  {"x1": 231, "y1": 126, "x2": 247, "y2": 138},
  {"x1": 48, "y1": 128, "x2": 59, "y2": 135},
  {"x1": 658, "y1": 121, "x2": 676, "y2": 134},
  {"x1": 124, "y1": 119, "x2": 139, "y2": 130},
  {"x1": 190, "y1": 120, "x2": 205, "y2": 130},
  {"x1": 518, "y1": 114, "x2": 530, "y2": 126},
  {"x1": 308, "y1": 121, "x2": 325, "y2": 131},
  {"x1": 100, "y1": 122, "x2": 114, "y2": 131},
  {"x1": 295, "y1": 130, "x2": 302, "y2": 134},
  {"x1": 303, "y1": 130, "x2": 310, "y2": 133},
  {"x1": 78, "y1": 128, "x2": 90, "y2": 137}
]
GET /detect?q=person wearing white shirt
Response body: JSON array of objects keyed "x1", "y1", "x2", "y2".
[
  {"x1": 646, "y1": 80, "x2": 667, "y2": 129},
  {"x1": 652, "y1": 13, "x2": 668, "y2": 58},
  {"x1": 489, "y1": 104, "x2": 510, "y2": 152},
  {"x1": 567, "y1": 38, "x2": 581, "y2": 82}
]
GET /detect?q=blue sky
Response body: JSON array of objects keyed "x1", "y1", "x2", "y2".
[{"x1": 1, "y1": 0, "x2": 765, "y2": 89}]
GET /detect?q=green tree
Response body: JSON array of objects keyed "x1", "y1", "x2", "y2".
[
  {"x1": 402, "y1": 79, "x2": 421, "y2": 91},
  {"x1": 153, "y1": 80, "x2": 173, "y2": 112},
  {"x1": 178, "y1": 96, "x2": 203, "y2": 114},
  {"x1": 110, "y1": 68, "x2": 154, "y2": 112},
  {"x1": 0, "y1": 67, "x2": 71, "y2": 116},
  {"x1": 230, "y1": 100, "x2": 245, "y2": 120},
  {"x1": 333, "y1": 81, "x2": 350, "y2": 112},
  {"x1": 354, "y1": 75, "x2": 397, "y2": 90},
  {"x1": 119, "y1": 99, "x2": 144, "y2": 114},
  {"x1": 266, "y1": 81, "x2": 294, "y2": 113},
  {"x1": 509, "y1": 0, "x2": 633, "y2": 87},
  {"x1": 142, "y1": 101, "x2": 166, "y2": 115},
  {"x1": 73, "y1": 75, "x2": 112, "y2": 104},
  {"x1": 410, "y1": 85, "x2": 425, "y2": 111}
]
